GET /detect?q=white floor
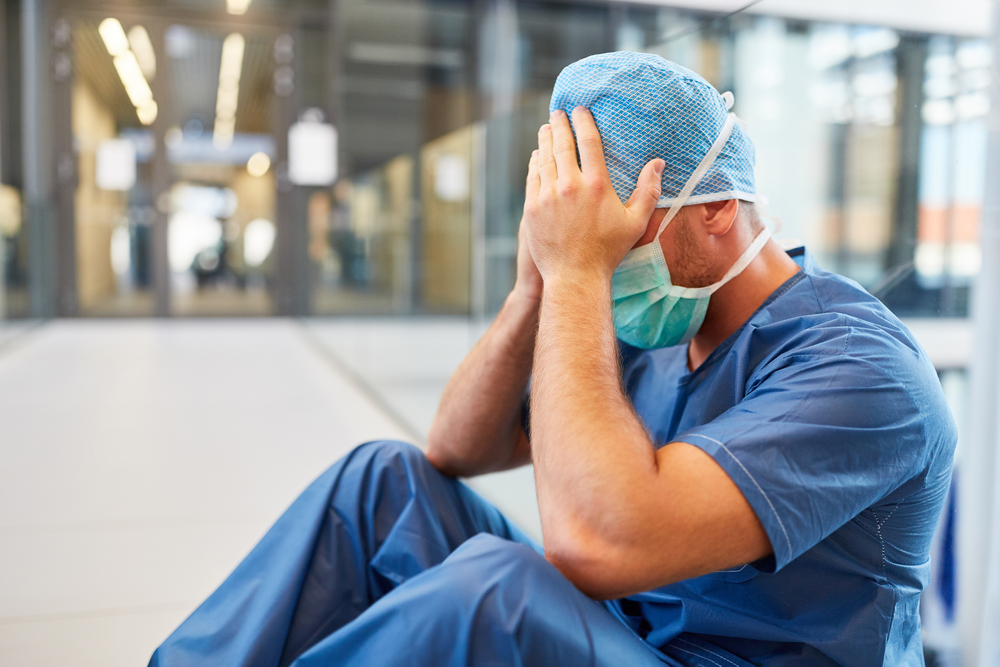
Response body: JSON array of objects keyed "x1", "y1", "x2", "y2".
[{"x1": 0, "y1": 318, "x2": 540, "y2": 667}]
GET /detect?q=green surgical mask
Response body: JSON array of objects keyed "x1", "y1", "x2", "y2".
[
  {"x1": 611, "y1": 224, "x2": 770, "y2": 349},
  {"x1": 610, "y1": 112, "x2": 771, "y2": 350}
]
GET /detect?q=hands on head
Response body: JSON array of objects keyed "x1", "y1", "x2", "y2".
[{"x1": 516, "y1": 107, "x2": 665, "y2": 292}]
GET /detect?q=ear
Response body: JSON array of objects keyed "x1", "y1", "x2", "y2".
[
  {"x1": 631, "y1": 208, "x2": 667, "y2": 249},
  {"x1": 702, "y1": 199, "x2": 739, "y2": 236}
]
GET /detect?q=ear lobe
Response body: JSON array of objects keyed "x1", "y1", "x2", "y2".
[{"x1": 704, "y1": 199, "x2": 739, "y2": 236}]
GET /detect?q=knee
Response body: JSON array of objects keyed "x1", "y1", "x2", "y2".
[
  {"x1": 343, "y1": 439, "x2": 430, "y2": 477},
  {"x1": 411, "y1": 535, "x2": 570, "y2": 659},
  {"x1": 442, "y1": 534, "x2": 553, "y2": 598}
]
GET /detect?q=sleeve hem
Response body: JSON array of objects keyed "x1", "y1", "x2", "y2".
[{"x1": 676, "y1": 432, "x2": 794, "y2": 572}]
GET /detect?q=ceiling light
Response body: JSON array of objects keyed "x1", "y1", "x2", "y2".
[
  {"x1": 246, "y1": 152, "x2": 271, "y2": 177},
  {"x1": 213, "y1": 118, "x2": 236, "y2": 150},
  {"x1": 213, "y1": 33, "x2": 245, "y2": 150},
  {"x1": 137, "y1": 100, "x2": 158, "y2": 125},
  {"x1": 102, "y1": 17, "x2": 158, "y2": 128},
  {"x1": 227, "y1": 0, "x2": 252, "y2": 15},
  {"x1": 216, "y1": 86, "x2": 239, "y2": 116},
  {"x1": 220, "y1": 33, "x2": 245, "y2": 82},
  {"x1": 98, "y1": 18, "x2": 130, "y2": 56},
  {"x1": 114, "y1": 52, "x2": 153, "y2": 106},
  {"x1": 127, "y1": 25, "x2": 156, "y2": 80}
]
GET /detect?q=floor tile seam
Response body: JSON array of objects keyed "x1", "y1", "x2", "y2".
[
  {"x1": 0, "y1": 319, "x2": 49, "y2": 362},
  {"x1": 295, "y1": 320, "x2": 425, "y2": 445},
  {"x1": 0, "y1": 600, "x2": 198, "y2": 625}
]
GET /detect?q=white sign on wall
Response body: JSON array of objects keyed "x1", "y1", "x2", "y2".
[
  {"x1": 96, "y1": 139, "x2": 137, "y2": 191},
  {"x1": 434, "y1": 154, "x2": 470, "y2": 202},
  {"x1": 288, "y1": 121, "x2": 338, "y2": 186}
]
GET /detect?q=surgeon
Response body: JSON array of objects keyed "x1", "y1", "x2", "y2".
[{"x1": 150, "y1": 53, "x2": 956, "y2": 667}]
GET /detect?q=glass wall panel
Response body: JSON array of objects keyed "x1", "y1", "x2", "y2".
[
  {"x1": 310, "y1": 0, "x2": 476, "y2": 315},
  {"x1": 165, "y1": 25, "x2": 277, "y2": 316},
  {"x1": 72, "y1": 19, "x2": 155, "y2": 315},
  {"x1": 421, "y1": 127, "x2": 474, "y2": 312},
  {"x1": 0, "y1": 184, "x2": 26, "y2": 318}
]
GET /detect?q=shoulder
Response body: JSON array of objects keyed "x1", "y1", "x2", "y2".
[
  {"x1": 744, "y1": 269, "x2": 956, "y2": 460},
  {"x1": 749, "y1": 264, "x2": 928, "y2": 371}
]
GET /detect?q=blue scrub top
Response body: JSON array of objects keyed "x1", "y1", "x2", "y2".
[{"x1": 606, "y1": 247, "x2": 956, "y2": 665}]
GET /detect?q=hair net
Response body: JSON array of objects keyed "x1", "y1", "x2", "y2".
[{"x1": 549, "y1": 51, "x2": 756, "y2": 209}]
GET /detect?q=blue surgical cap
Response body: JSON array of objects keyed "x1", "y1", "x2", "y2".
[{"x1": 549, "y1": 51, "x2": 756, "y2": 208}]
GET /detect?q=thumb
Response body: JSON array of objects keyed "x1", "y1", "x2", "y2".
[{"x1": 624, "y1": 158, "x2": 664, "y2": 231}]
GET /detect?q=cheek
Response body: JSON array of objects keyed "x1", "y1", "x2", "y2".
[
  {"x1": 657, "y1": 225, "x2": 684, "y2": 269},
  {"x1": 633, "y1": 222, "x2": 659, "y2": 249},
  {"x1": 632, "y1": 208, "x2": 668, "y2": 250}
]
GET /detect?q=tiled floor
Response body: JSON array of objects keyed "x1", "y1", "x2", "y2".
[
  {"x1": 303, "y1": 317, "x2": 542, "y2": 541},
  {"x1": 0, "y1": 318, "x2": 543, "y2": 666}
]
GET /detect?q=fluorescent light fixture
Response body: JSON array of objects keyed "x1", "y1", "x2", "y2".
[
  {"x1": 98, "y1": 18, "x2": 130, "y2": 56},
  {"x1": 246, "y1": 152, "x2": 271, "y2": 177},
  {"x1": 114, "y1": 52, "x2": 153, "y2": 106},
  {"x1": 103, "y1": 17, "x2": 158, "y2": 126},
  {"x1": 216, "y1": 86, "x2": 239, "y2": 116},
  {"x1": 227, "y1": 0, "x2": 252, "y2": 15},
  {"x1": 127, "y1": 25, "x2": 156, "y2": 80},
  {"x1": 219, "y1": 33, "x2": 245, "y2": 84},
  {"x1": 137, "y1": 100, "x2": 158, "y2": 125},
  {"x1": 213, "y1": 33, "x2": 245, "y2": 150}
]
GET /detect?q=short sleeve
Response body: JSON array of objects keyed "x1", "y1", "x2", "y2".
[{"x1": 674, "y1": 330, "x2": 938, "y2": 571}]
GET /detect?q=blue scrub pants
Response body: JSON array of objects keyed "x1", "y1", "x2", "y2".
[{"x1": 149, "y1": 440, "x2": 668, "y2": 667}]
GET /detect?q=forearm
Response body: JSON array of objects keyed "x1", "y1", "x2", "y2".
[
  {"x1": 531, "y1": 276, "x2": 658, "y2": 573},
  {"x1": 426, "y1": 289, "x2": 539, "y2": 476}
]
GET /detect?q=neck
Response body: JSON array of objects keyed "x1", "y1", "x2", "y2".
[{"x1": 687, "y1": 239, "x2": 800, "y2": 371}]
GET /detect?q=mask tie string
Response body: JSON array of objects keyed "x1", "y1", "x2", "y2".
[{"x1": 654, "y1": 112, "x2": 737, "y2": 239}]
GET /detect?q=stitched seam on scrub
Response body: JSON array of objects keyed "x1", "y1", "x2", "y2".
[
  {"x1": 769, "y1": 271, "x2": 805, "y2": 304},
  {"x1": 671, "y1": 644, "x2": 727, "y2": 667},
  {"x1": 873, "y1": 503, "x2": 900, "y2": 569},
  {"x1": 682, "y1": 433, "x2": 794, "y2": 559},
  {"x1": 675, "y1": 638, "x2": 744, "y2": 667},
  {"x1": 715, "y1": 564, "x2": 748, "y2": 574}
]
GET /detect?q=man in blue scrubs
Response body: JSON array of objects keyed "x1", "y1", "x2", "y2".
[{"x1": 151, "y1": 53, "x2": 955, "y2": 666}]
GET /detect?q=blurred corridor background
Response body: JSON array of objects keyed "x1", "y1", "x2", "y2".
[{"x1": 1, "y1": 0, "x2": 999, "y2": 664}]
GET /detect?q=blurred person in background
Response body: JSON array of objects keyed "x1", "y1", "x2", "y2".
[{"x1": 150, "y1": 53, "x2": 955, "y2": 667}]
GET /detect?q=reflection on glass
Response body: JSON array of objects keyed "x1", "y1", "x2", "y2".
[
  {"x1": 914, "y1": 37, "x2": 990, "y2": 317},
  {"x1": 72, "y1": 56, "x2": 155, "y2": 315},
  {"x1": 0, "y1": 185, "x2": 23, "y2": 318},
  {"x1": 60, "y1": 1, "x2": 991, "y2": 323},
  {"x1": 164, "y1": 25, "x2": 275, "y2": 316}
]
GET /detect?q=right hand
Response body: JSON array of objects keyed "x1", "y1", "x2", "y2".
[{"x1": 513, "y1": 150, "x2": 544, "y2": 304}]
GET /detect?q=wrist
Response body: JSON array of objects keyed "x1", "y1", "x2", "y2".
[
  {"x1": 542, "y1": 269, "x2": 611, "y2": 300},
  {"x1": 510, "y1": 282, "x2": 543, "y2": 309}
]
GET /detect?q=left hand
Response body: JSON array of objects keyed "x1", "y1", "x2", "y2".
[{"x1": 523, "y1": 106, "x2": 664, "y2": 285}]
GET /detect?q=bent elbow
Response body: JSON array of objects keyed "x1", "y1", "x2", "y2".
[
  {"x1": 424, "y1": 437, "x2": 461, "y2": 477},
  {"x1": 544, "y1": 531, "x2": 629, "y2": 600}
]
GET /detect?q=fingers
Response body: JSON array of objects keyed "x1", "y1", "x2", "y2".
[
  {"x1": 625, "y1": 158, "x2": 665, "y2": 230},
  {"x1": 537, "y1": 124, "x2": 557, "y2": 188},
  {"x1": 526, "y1": 149, "x2": 540, "y2": 202},
  {"x1": 571, "y1": 107, "x2": 609, "y2": 179},
  {"x1": 548, "y1": 109, "x2": 580, "y2": 178}
]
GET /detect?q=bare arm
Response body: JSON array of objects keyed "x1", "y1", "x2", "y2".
[
  {"x1": 524, "y1": 108, "x2": 771, "y2": 599},
  {"x1": 425, "y1": 186, "x2": 543, "y2": 477},
  {"x1": 532, "y1": 272, "x2": 770, "y2": 598}
]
